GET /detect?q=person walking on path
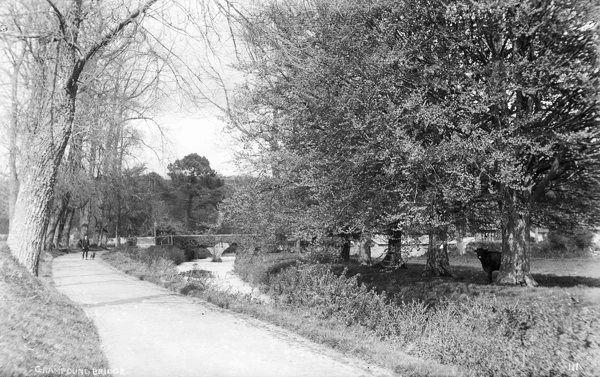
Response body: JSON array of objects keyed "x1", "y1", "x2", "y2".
[{"x1": 79, "y1": 235, "x2": 90, "y2": 260}]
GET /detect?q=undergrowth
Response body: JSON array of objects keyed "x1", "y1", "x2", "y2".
[
  {"x1": 268, "y1": 263, "x2": 599, "y2": 376},
  {"x1": 236, "y1": 250, "x2": 600, "y2": 377},
  {"x1": 233, "y1": 252, "x2": 302, "y2": 288},
  {"x1": 102, "y1": 246, "x2": 184, "y2": 289},
  {"x1": 105, "y1": 245, "x2": 186, "y2": 266}
]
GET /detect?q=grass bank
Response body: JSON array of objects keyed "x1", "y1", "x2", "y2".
[
  {"x1": 0, "y1": 246, "x2": 109, "y2": 377},
  {"x1": 238, "y1": 252, "x2": 600, "y2": 377}
]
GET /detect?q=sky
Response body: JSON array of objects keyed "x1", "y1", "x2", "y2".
[
  {"x1": 0, "y1": 0, "x2": 249, "y2": 179},
  {"x1": 137, "y1": 0, "x2": 248, "y2": 178},
  {"x1": 140, "y1": 111, "x2": 240, "y2": 178}
]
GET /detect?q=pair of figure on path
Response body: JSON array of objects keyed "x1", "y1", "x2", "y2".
[{"x1": 80, "y1": 236, "x2": 94, "y2": 260}]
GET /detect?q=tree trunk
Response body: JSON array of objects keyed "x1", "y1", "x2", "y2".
[
  {"x1": 116, "y1": 221, "x2": 121, "y2": 246},
  {"x1": 60, "y1": 208, "x2": 75, "y2": 248},
  {"x1": 7, "y1": 53, "x2": 23, "y2": 226},
  {"x1": 46, "y1": 193, "x2": 71, "y2": 250},
  {"x1": 7, "y1": 53, "x2": 74, "y2": 274},
  {"x1": 54, "y1": 207, "x2": 68, "y2": 248},
  {"x1": 340, "y1": 239, "x2": 350, "y2": 261},
  {"x1": 456, "y1": 236, "x2": 465, "y2": 255},
  {"x1": 422, "y1": 228, "x2": 452, "y2": 277},
  {"x1": 6, "y1": 0, "x2": 158, "y2": 274},
  {"x1": 456, "y1": 221, "x2": 466, "y2": 255},
  {"x1": 96, "y1": 217, "x2": 106, "y2": 247},
  {"x1": 44, "y1": 202, "x2": 67, "y2": 251},
  {"x1": 359, "y1": 234, "x2": 373, "y2": 265},
  {"x1": 43, "y1": 205, "x2": 57, "y2": 251},
  {"x1": 496, "y1": 189, "x2": 538, "y2": 286},
  {"x1": 54, "y1": 216, "x2": 64, "y2": 249},
  {"x1": 187, "y1": 193, "x2": 194, "y2": 230},
  {"x1": 383, "y1": 229, "x2": 406, "y2": 268},
  {"x1": 7, "y1": 145, "x2": 66, "y2": 275},
  {"x1": 80, "y1": 203, "x2": 91, "y2": 235}
]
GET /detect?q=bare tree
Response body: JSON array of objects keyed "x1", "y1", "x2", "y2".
[{"x1": 4, "y1": 0, "x2": 159, "y2": 274}]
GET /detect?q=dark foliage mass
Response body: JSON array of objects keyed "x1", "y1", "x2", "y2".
[{"x1": 171, "y1": 237, "x2": 212, "y2": 261}]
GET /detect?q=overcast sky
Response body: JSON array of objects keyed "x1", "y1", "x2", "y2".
[
  {"x1": 139, "y1": 0, "x2": 248, "y2": 178},
  {"x1": 0, "y1": 0, "x2": 250, "y2": 179},
  {"x1": 140, "y1": 111, "x2": 239, "y2": 177}
]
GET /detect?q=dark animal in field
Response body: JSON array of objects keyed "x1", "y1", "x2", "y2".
[{"x1": 475, "y1": 248, "x2": 502, "y2": 283}]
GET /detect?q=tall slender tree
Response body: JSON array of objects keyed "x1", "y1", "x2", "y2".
[{"x1": 4, "y1": 0, "x2": 159, "y2": 274}]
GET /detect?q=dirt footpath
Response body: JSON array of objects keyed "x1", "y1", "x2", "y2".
[{"x1": 52, "y1": 253, "x2": 392, "y2": 377}]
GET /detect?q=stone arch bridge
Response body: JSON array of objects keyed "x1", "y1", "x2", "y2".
[{"x1": 153, "y1": 234, "x2": 260, "y2": 252}]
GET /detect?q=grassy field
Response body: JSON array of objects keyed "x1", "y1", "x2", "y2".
[
  {"x1": 341, "y1": 254, "x2": 600, "y2": 309},
  {"x1": 0, "y1": 247, "x2": 109, "y2": 377}
]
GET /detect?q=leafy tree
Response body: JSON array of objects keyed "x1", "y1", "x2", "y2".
[
  {"x1": 167, "y1": 153, "x2": 224, "y2": 233},
  {"x1": 400, "y1": 0, "x2": 600, "y2": 285},
  {"x1": 227, "y1": 0, "x2": 600, "y2": 286},
  {"x1": 227, "y1": 0, "x2": 481, "y2": 272}
]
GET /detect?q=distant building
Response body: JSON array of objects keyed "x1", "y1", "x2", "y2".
[
  {"x1": 350, "y1": 234, "x2": 429, "y2": 260},
  {"x1": 530, "y1": 227, "x2": 549, "y2": 242},
  {"x1": 475, "y1": 228, "x2": 501, "y2": 242},
  {"x1": 474, "y1": 227, "x2": 549, "y2": 243}
]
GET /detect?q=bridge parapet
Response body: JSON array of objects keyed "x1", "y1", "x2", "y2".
[{"x1": 157, "y1": 234, "x2": 260, "y2": 250}]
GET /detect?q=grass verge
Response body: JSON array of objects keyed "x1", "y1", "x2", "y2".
[
  {"x1": 0, "y1": 246, "x2": 109, "y2": 377},
  {"x1": 238, "y1": 252, "x2": 600, "y2": 377}
]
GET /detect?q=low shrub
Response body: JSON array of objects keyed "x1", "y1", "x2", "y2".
[
  {"x1": 103, "y1": 248, "x2": 224, "y2": 298},
  {"x1": 179, "y1": 282, "x2": 205, "y2": 295},
  {"x1": 303, "y1": 245, "x2": 342, "y2": 264},
  {"x1": 102, "y1": 247, "x2": 183, "y2": 287},
  {"x1": 147, "y1": 245, "x2": 186, "y2": 265},
  {"x1": 234, "y1": 251, "x2": 302, "y2": 287},
  {"x1": 111, "y1": 245, "x2": 186, "y2": 266},
  {"x1": 530, "y1": 231, "x2": 596, "y2": 258},
  {"x1": 233, "y1": 247, "x2": 349, "y2": 288},
  {"x1": 180, "y1": 269, "x2": 215, "y2": 280},
  {"x1": 267, "y1": 263, "x2": 600, "y2": 377},
  {"x1": 223, "y1": 243, "x2": 239, "y2": 254}
]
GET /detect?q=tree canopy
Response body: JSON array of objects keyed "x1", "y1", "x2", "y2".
[
  {"x1": 167, "y1": 153, "x2": 224, "y2": 232},
  {"x1": 223, "y1": 0, "x2": 600, "y2": 284}
]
